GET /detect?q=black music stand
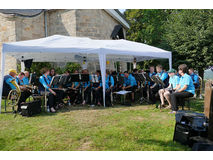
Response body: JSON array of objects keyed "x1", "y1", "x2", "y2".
[
  {"x1": 50, "y1": 75, "x2": 61, "y2": 87},
  {"x1": 70, "y1": 74, "x2": 80, "y2": 82},
  {"x1": 29, "y1": 73, "x2": 38, "y2": 86},
  {"x1": 59, "y1": 75, "x2": 70, "y2": 87},
  {"x1": 80, "y1": 74, "x2": 90, "y2": 82},
  {"x1": 139, "y1": 72, "x2": 154, "y2": 104}
]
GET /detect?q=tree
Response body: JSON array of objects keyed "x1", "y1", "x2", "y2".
[
  {"x1": 124, "y1": 9, "x2": 172, "y2": 70},
  {"x1": 164, "y1": 9, "x2": 213, "y2": 77}
]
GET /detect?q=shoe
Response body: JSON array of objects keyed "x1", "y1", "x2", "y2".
[
  {"x1": 50, "y1": 107, "x2": 56, "y2": 113},
  {"x1": 165, "y1": 105, "x2": 172, "y2": 109},
  {"x1": 90, "y1": 104, "x2": 95, "y2": 107},
  {"x1": 82, "y1": 100, "x2": 86, "y2": 106},
  {"x1": 168, "y1": 111, "x2": 176, "y2": 114},
  {"x1": 97, "y1": 102, "x2": 101, "y2": 106},
  {"x1": 158, "y1": 104, "x2": 165, "y2": 109}
]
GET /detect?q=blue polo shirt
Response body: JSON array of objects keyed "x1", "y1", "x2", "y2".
[
  {"x1": 39, "y1": 74, "x2": 51, "y2": 90},
  {"x1": 22, "y1": 77, "x2": 29, "y2": 85},
  {"x1": 123, "y1": 74, "x2": 137, "y2": 87},
  {"x1": 179, "y1": 73, "x2": 195, "y2": 95},
  {"x1": 190, "y1": 73, "x2": 199, "y2": 87},
  {"x1": 5, "y1": 75, "x2": 16, "y2": 90},
  {"x1": 106, "y1": 75, "x2": 114, "y2": 89},
  {"x1": 149, "y1": 72, "x2": 156, "y2": 86},
  {"x1": 81, "y1": 75, "x2": 92, "y2": 88},
  {"x1": 169, "y1": 75, "x2": 180, "y2": 88},
  {"x1": 16, "y1": 77, "x2": 24, "y2": 86},
  {"x1": 156, "y1": 71, "x2": 168, "y2": 81}
]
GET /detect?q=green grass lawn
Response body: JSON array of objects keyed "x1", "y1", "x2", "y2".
[{"x1": 0, "y1": 99, "x2": 204, "y2": 151}]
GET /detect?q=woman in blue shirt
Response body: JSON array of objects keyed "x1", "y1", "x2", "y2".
[
  {"x1": 170, "y1": 64, "x2": 195, "y2": 114},
  {"x1": 105, "y1": 70, "x2": 114, "y2": 107},
  {"x1": 39, "y1": 67, "x2": 57, "y2": 113}
]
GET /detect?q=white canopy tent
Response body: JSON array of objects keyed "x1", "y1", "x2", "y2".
[{"x1": 0, "y1": 35, "x2": 172, "y2": 112}]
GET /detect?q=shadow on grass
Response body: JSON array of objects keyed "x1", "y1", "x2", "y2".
[{"x1": 136, "y1": 139, "x2": 191, "y2": 151}]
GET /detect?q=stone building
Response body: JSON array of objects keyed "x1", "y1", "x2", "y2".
[{"x1": 0, "y1": 9, "x2": 130, "y2": 74}]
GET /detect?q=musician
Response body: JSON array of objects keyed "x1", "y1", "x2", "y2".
[
  {"x1": 150, "y1": 65, "x2": 168, "y2": 103},
  {"x1": 81, "y1": 69, "x2": 91, "y2": 106},
  {"x1": 2, "y1": 69, "x2": 18, "y2": 97},
  {"x1": 91, "y1": 70, "x2": 102, "y2": 106},
  {"x1": 158, "y1": 69, "x2": 180, "y2": 109},
  {"x1": 170, "y1": 64, "x2": 195, "y2": 114},
  {"x1": 122, "y1": 71, "x2": 137, "y2": 102},
  {"x1": 16, "y1": 72, "x2": 25, "y2": 86},
  {"x1": 105, "y1": 70, "x2": 114, "y2": 107},
  {"x1": 148, "y1": 66, "x2": 156, "y2": 86},
  {"x1": 49, "y1": 68, "x2": 56, "y2": 78},
  {"x1": 38, "y1": 67, "x2": 57, "y2": 113},
  {"x1": 188, "y1": 68, "x2": 200, "y2": 89},
  {"x1": 23, "y1": 71, "x2": 30, "y2": 85}
]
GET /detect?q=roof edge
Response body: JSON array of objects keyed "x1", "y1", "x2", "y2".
[{"x1": 104, "y1": 9, "x2": 130, "y2": 29}]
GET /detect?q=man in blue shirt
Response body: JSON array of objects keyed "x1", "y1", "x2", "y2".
[
  {"x1": 81, "y1": 69, "x2": 91, "y2": 106},
  {"x1": 188, "y1": 68, "x2": 200, "y2": 89},
  {"x1": 2, "y1": 69, "x2": 17, "y2": 97},
  {"x1": 150, "y1": 64, "x2": 169, "y2": 104},
  {"x1": 23, "y1": 71, "x2": 30, "y2": 85},
  {"x1": 91, "y1": 70, "x2": 102, "y2": 106},
  {"x1": 170, "y1": 64, "x2": 195, "y2": 113},
  {"x1": 16, "y1": 72, "x2": 25, "y2": 86},
  {"x1": 105, "y1": 70, "x2": 114, "y2": 107},
  {"x1": 122, "y1": 71, "x2": 137, "y2": 102},
  {"x1": 158, "y1": 69, "x2": 180, "y2": 109}
]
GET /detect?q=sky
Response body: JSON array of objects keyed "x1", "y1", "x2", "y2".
[{"x1": 119, "y1": 9, "x2": 126, "y2": 14}]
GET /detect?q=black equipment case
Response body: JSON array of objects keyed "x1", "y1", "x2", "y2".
[{"x1": 20, "y1": 100, "x2": 42, "y2": 117}]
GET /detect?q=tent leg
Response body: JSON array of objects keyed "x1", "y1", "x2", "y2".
[
  {"x1": 0, "y1": 50, "x2": 6, "y2": 113},
  {"x1": 99, "y1": 52, "x2": 106, "y2": 107}
]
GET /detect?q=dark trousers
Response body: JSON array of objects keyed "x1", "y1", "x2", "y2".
[
  {"x1": 84, "y1": 87, "x2": 91, "y2": 105},
  {"x1": 105, "y1": 89, "x2": 112, "y2": 107},
  {"x1": 92, "y1": 88, "x2": 102, "y2": 105},
  {"x1": 67, "y1": 89, "x2": 80, "y2": 104},
  {"x1": 150, "y1": 85, "x2": 161, "y2": 104},
  {"x1": 17, "y1": 90, "x2": 31, "y2": 112},
  {"x1": 171, "y1": 91, "x2": 194, "y2": 111},
  {"x1": 48, "y1": 89, "x2": 65, "y2": 109}
]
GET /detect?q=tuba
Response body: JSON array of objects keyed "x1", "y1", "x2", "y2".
[{"x1": 7, "y1": 79, "x2": 21, "y2": 109}]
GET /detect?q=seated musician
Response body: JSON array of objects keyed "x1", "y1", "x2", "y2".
[
  {"x1": 122, "y1": 71, "x2": 137, "y2": 102},
  {"x1": 81, "y1": 69, "x2": 91, "y2": 106},
  {"x1": 69, "y1": 70, "x2": 81, "y2": 105},
  {"x1": 158, "y1": 69, "x2": 180, "y2": 109},
  {"x1": 132, "y1": 69, "x2": 140, "y2": 89},
  {"x1": 23, "y1": 71, "x2": 30, "y2": 85},
  {"x1": 148, "y1": 66, "x2": 156, "y2": 86},
  {"x1": 170, "y1": 64, "x2": 195, "y2": 114},
  {"x1": 150, "y1": 65, "x2": 168, "y2": 103},
  {"x1": 3, "y1": 70, "x2": 32, "y2": 113},
  {"x1": 188, "y1": 68, "x2": 200, "y2": 89},
  {"x1": 105, "y1": 70, "x2": 114, "y2": 107},
  {"x1": 38, "y1": 67, "x2": 57, "y2": 113},
  {"x1": 91, "y1": 70, "x2": 102, "y2": 106}
]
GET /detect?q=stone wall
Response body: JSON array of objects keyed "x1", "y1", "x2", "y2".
[
  {"x1": 0, "y1": 13, "x2": 17, "y2": 78},
  {"x1": 75, "y1": 9, "x2": 127, "y2": 71},
  {"x1": 48, "y1": 9, "x2": 76, "y2": 36}
]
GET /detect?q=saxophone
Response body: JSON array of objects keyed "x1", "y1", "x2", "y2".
[{"x1": 7, "y1": 79, "x2": 21, "y2": 107}]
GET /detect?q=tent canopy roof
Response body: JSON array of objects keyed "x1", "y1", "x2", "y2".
[{"x1": 2, "y1": 35, "x2": 171, "y2": 63}]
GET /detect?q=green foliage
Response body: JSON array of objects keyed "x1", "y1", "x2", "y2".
[
  {"x1": 124, "y1": 9, "x2": 172, "y2": 70},
  {"x1": 164, "y1": 9, "x2": 213, "y2": 76},
  {"x1": 64, "y1": 62, "x2": 81, "y2": 73},
  {"x1": 25, "y1": 62, "x2": 52, "y2": 75}
]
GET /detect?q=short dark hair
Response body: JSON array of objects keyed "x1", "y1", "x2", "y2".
[
  {"x1": 178, "y1": 64, "x2": 188, "y2": 73},
  {"x1": 41, "y1": 67, "x2": 49, "y2": 74},
  {"x1": 156, "y1": 65, "x2": 163, "y2": 69},
  {"x1": 189, "y1": 68, "x2": 194, "y2": 72},
  {"x1": 133, "y1": 69, "x2": 138, "y2": 73},
  {"x1": 124, "y1": 71, "x2": 128, "y2": 74},
  {"x1": 19, "y1": 72, "x2": 25, "y2": 76}
]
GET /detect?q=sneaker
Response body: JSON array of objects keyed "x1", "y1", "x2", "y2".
[
  {"x1": 50, "y1": 107, "x2": 56, "y2": 113},
  {"x1": 168, "y1": 111, "x2": 176, "y2": 114}
]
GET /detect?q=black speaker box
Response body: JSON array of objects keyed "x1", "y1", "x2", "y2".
[{"x1": 21, "y1": 100, "x2": 42, "y2": 117}]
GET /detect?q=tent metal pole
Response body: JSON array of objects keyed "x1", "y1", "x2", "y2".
[{"x1": 0, "y1": 49, "x2": 6, "y2": 113}]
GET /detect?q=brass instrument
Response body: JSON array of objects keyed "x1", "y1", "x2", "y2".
[{"x1": 7, "y1": 79, "x2": 21, "y2": 111}]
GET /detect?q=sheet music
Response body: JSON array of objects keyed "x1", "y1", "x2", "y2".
[{"x1": 115, "y1": 90, "x2": 132, "y2": 95}]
